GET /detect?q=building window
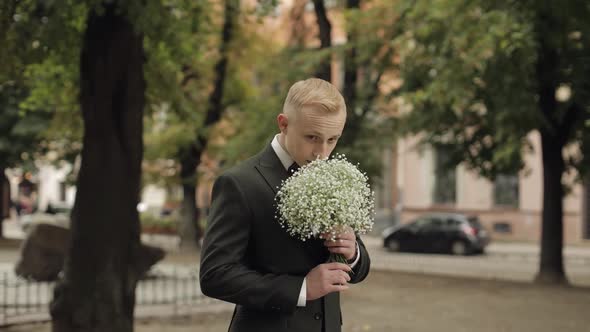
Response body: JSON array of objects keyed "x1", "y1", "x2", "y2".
[
  {"x1": 432, "y1": 147, "x2": 456, "y2": 204},
  {"x1": 494, "y1": 174, "x2": 519, "y2": 208}
]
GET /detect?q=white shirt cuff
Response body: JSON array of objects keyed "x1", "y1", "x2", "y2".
[
  {"x1": 297, "y1": 278, "x2": 307, "y2": 307},
  {"x1": 349, "y1": 243, "x2": 361, "y2": 268}
]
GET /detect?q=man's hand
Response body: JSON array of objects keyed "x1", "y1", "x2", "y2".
[
  {"x1": 321, "y1": 226, "x2": 357, "y2": 261},
  {"x1": 305, "y1": 262, "x2": 352, "y2": 301}
]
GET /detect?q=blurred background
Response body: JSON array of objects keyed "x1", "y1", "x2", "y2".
[{"x1": 0, "y1": 0, "x2": 589, "y2": 331}]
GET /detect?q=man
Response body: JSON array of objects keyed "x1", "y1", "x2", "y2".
[{"x1": 200, "y1": 78, "x2": 371, "y2": 332}]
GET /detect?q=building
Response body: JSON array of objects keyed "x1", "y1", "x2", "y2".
[{"x1": 387, "y1": 131, "x2": 590, "y2": 244}]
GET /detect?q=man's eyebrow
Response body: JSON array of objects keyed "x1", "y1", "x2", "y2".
[{"x1": 304, "y1": 131, "x2": 341, "y2": 139}]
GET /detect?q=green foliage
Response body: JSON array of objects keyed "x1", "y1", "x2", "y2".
[
  {"x1": 218, "y1": 2, "x2": 400, "y2": 179},
  {"x1": 0, "y1": 82, "x2": 51, "y2": 169},
  {"x1": 1, "y1": 0, "x2": 226, "y2": 184},
  {"x1": 1, "y1": 1, "x2": 88, "y2": 169},
  {"x1": 393, "y1": 0, "x2": 590, "y2": 181},
  {"x1": 213, "y1": 20, "x2": 295, "y2": 168},
  {"x1": 140, "y1": 212, "x2": 179, "y2": 234}
]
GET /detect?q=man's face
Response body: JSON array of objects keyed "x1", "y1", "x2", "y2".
[{"x1": 278, "y1": 106, "x2": 346, "y2": 167}]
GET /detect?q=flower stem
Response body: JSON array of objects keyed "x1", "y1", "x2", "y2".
[{"x1": 328, "y1": 253, "x2": 354, "y2": 275}]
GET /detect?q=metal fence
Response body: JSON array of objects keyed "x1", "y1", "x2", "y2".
[{"x1": 0, "y1": 266, "x2": 219, "y2": 327}]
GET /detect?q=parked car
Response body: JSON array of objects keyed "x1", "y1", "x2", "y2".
[{"x1": 381, "y1": 213, "x2": 490, "y2": 255}]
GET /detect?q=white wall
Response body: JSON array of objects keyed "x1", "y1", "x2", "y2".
[{"x1": 399, "y1": 136, "x2": 434, "y2": 208}]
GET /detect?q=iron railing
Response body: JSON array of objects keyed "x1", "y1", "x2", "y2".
[{"x1": 0, "y1": 266, "x2": 219, "y2": 326}]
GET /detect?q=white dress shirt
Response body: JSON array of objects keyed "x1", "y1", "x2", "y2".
[{"x1": 271, "y1": 135, "x2": 360, "y2": 307}]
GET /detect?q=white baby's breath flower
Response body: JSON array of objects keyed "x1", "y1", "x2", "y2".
[{"x1": 275, "y1": 154, "x2": 375, "y2": 243}]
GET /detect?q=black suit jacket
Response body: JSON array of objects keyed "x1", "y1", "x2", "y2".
[{"x1": 200, "y1": 144, "x2": 371, "y2": 332}]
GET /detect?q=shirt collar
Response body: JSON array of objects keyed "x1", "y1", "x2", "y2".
[{"x1": 271, "y1": 134, "x2": 294, "y2": 171}]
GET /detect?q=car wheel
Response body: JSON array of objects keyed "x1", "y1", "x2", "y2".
[
  {"x1": 385, "y1": 239, "x2": 400, "y2": 252},
  {"x1": 451, "y1": 241, "x2": 467, "y2": 255}
]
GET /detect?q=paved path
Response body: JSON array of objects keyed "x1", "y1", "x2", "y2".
[{"x1": 362, "y1": 235, "x2": 590, "y2": 286}]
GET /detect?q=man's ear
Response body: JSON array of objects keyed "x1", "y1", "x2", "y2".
[{"x1": 277, "y1": 113, "x2": 288, "y2": 133}]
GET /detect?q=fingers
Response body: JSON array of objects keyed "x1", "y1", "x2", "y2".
[
  {"x1": 336, "y1": 269, "x2": 352, "y2": 283},
  {"x1": 323, "y1": 237, "x2": 356, "y2": 260},
  {"x1": 323, "y1": 238, "x2": 354, "y2": 248},
  {"x1": 327, "y1": 246, "x2": 354, "y2": 258},
  {"x1": 306, "y1": 263, "x2": 352, "y2": 300},
  {"x1": 328, "y1": 284, "x2": 350, "y2": 292},
  {"x1": 324, "y1": 268, "x2": 351, "y2": 289},
  {"x1": 324, "y1": 262, "x2": 352, "y2": 273}
]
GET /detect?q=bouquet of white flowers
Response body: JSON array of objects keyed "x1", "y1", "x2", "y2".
[{"x1": 275, "y1": 154, "x2": 375, "y2": 264}]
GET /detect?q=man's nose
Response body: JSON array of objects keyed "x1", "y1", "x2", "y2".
[{"x1": 313, "y1": 143, "x2": 329, "y2": 160}]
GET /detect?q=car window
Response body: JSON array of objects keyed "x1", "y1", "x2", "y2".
[
  {"x1": 444, "y1": 218, "x2": 461, "y2": 228},
  {"x1": 431, "y1": 218, "x2": 443, "y2": 227},
  {"x1": 407, "y1": 218, "x2": 430, "y2": 231},
  {"x1": 418, "y1": 217, "x2": 444, "y2": 231}
]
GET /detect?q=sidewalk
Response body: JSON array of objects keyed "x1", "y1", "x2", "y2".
[
  {"x1": 362, "y1": 235, "x2": 590, "y2": 260},
  {"x1": 487, "y1": 241, "x2": 590, "y2": 257}
]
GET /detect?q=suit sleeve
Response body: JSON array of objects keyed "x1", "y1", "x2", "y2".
[
  {"x1": 350, "y1": 235, "x2": 370, "y2": 283},
  {"x1": 199, "y1": 173, "x2": 303, "y2": 313}
]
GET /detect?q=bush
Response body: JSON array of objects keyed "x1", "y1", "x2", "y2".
[{"x1": 140, "y1": 213, "x2": 179, "y2": 235}]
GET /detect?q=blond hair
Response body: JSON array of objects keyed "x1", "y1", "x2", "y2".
[{"x1": 283, "y1": 78, "x2": 346, "y2": 115}]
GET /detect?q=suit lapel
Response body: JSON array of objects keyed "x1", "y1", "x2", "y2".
[
  {"x1": 254, "y1": 144, "x2": 327, "y2": 261},
  {"x1": 254, "y1": 144, "x2": 289, "y2": 195}
]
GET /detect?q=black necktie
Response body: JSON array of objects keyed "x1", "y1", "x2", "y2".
[{"x1": 287, "y1": 162, "x2": 299, "y2": 176}]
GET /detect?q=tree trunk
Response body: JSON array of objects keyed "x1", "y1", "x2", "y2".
[
  {"x1": 535, "y1": 130, "x2": 568, "y2": 284},
  {"x1": 533, "y1": 8, "x2": 569, "y2": 285},
  {"x1": 340, "y1": 0, "x2": 360, "y2": 147},
  {"x1": 179, "y1": 146, "x2": 201, "y2": 249},
  {"x1": 50, "y1": 4, "x2": 145, "y2": 332},
  {"x1": 0, "y1": 167, "x2": 7, "y2": 238},
  {"x1": 584, "y1": 178, "x2": 590, "y2": 239},
  {"x1": 312, "y1": 0, "x2": 332, "y2": 81}
]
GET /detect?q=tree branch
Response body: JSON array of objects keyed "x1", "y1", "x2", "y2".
[{"x1": 312, "y1": 0, "x2": 332, "y2": 81}]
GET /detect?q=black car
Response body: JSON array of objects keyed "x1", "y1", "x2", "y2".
[{"x1": 381, "y1": 213, "x2": 490, "y2": 255}]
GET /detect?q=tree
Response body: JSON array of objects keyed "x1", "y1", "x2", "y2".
[
  {"x1": 393, "y1": 0, "x2": 590, "y2": 284},
  {"x1": 222, "y1": 0, "x2": 401, "y2": 179},
  {"x1": 176, "y1": 0, "x2": 239, "y2": 248},
  {"x1": 335, "y1": 0, "x2": 404, "y2": 177},
  {"x1": 1, "y1": 0, "x2": 198, "y2": 330},
  {"x1": 48, "y1": 3, "x2": 146, "y2": 330},
  {"x1": 311, "y1": 0, "x2": 332, "y2": 81},
  {"x1": 0, "y1": 0, "x2": 65, "y2": 236}
]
